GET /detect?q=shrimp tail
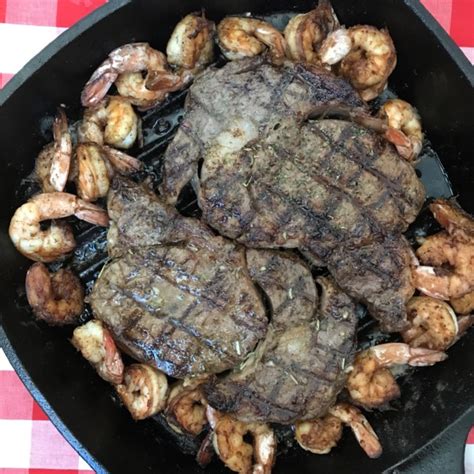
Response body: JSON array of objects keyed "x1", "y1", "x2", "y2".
[
  {"x1": 50, "y1": 107, "x2": 73, "y2": 191},
  {"x1": 196, "y1": 431, "x2": 215, "y2": 467},
  {"x1": 81, "y1": 60, "x2": 118, "y2": 107},
  {"x1": 145, "y1": 70, "x2": 185, "y2": 91},
  {"x1": 383, "y1": 127, "x2": 413, "y2": 160},
  {"x1": 370, "y1": 342, "x2": 447, "y2": 367},
  {"x1": 404, "y1": 346, "x2": 448, "y2": 366},
  {"x1": 102, "y1": 146, "x2": 142, "y2": 174},
  {"x1": 102, "y1": 327, "x2": 125, "y2": 383},
  {"x1": 430, "y1": 199, "x2": 474, "y2": 237},
  {"x1": 75, "y1": 200, "x2": 109, "y2": 227}
]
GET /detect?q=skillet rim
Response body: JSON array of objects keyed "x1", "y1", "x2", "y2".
[{"x1": 0, "y1": 1, "x2": 472, "y2": 473}]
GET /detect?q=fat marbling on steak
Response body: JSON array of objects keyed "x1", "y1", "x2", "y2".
[
  {"x1": 160, "y1": 58, "x2": 425, "y2": 332},
  {"x1": 206, "y1": 250, "x2": 358, "y2": 424},
  {"x1": 90, "y1": 178, "x2": 267, "y2": 378}
]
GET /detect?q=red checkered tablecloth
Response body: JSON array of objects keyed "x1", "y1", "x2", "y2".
[{"x1": 0, "y1": 0, "x2": 473, "y2": 473}]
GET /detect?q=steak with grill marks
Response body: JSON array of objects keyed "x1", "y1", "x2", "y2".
[
  {"x1": 90, "y1": 178, "x2": 267, "y2": 378},
  {"x1": 205, "y1": 250, "x2": 358, "y2": 424},
  {"x1": 160, "y1": 58, "x2": 425, "y2": 332}
]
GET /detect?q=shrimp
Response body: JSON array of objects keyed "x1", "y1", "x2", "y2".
[
  {"x1": 72, "y1": 319, "x2": 124, "y2": 384},
  {"x1": 165, "y1": 378, "x2": 208, "y2": 436},
  {"x1": 115, "y1": 70, "x2": 184, "y2": 110},
  {"x1": 76, "y1": 144, "x2": 112, "y2": 202},
  {"x1": 284, "y1": 0, "x2": 340, "y2": 64},
  {"x1": 379, "y1": 99, "x2": 423, "y2": 161},
  {"x1": 430, "y1": 199, "x2": 474, "y2": 237},
  {"x1": 217, "y1": 17, "x2": 287, "y2": 65},
  {"x1": 9, "y1": 192, "x2": 109, "y2": 262},
  {"x1": 116, "y1": 364, "x2": 168, "y2": 420},
  {"x1": 295, "y1": 413, "x2": 343, "y2": 455},
  {"x1": 346, "y1": 343, "x2": 447, "y2": 408},
  {"x1": 166, "y1": 12, "x2": 215, "y2": 72},
  {"x1": 414, "y1": 200, "x2": 474, "y2": 300},
  {"x1": 78, "y1": 96, "x2": 138, "y2": 149},
  {"x1": 401, "y1": 296, "x2": 458, "y2": 351},
  {"x1": 25, "y1": 262, "x2": 83, "y2": 325},
  {"x1": 328, "y1": 403, "x2": 382, "y2": 459},
  {"x1": 339, "y1": 25, "x2": 397, "y2": 101},
  {"x1": 35, "y1": 144, "x2": 57, "y2": 193},
  {"x1": 81, "y1": 43, "x2": 183, "y2": 108},
  {"x1": 295, "y1": 403, "x2": 382, "y2": 458},
  {"x1": 451, "y1": 290, "x2": 474, "y2": 315},
  {"x1": 75, "y1": 144, "x2": 142, "y2": 202},
  {"x1": 207, "y1": 406, "x2": 276, "y2": 474},
  {"x1": 49, "y1": 108, "x2": 73, "y2": 192}
]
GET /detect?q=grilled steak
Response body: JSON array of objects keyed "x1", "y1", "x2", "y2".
[
  {"x1": 90, "y1": 178, "x2": 268, "y2": 378},
  {"x1": 160, "y1": 59, "x2": 425, "y2": 332},
  {"x1": 160, "y1": 57, "x2": 364, "y2": 204},
  {"x1": 205, "y1": 250, "x2": 358, "y2": 424}
]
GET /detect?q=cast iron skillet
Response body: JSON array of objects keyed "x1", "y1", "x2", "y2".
[{"x1": 0, "y1": 0, "x2": 473, "y2": 472}]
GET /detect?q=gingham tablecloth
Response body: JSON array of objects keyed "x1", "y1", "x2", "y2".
[{"x1": 0, "y1": 0, "x2": 473, "y2": 473}]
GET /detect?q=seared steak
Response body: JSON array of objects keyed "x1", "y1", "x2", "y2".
[
  {"x1": 90, "y1": 178, "x2": 267, "y2": 378},
  {"x1": 205, "y1": 250, "x2": 358, "y2": 424},
  {"x1": 160, "y1": 59, "x2": 424, "y2": 332},
  {"x1": 160, "y1": 57, "x2": 364, "y2": 204}
]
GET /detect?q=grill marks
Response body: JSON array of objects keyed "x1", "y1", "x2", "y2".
[
  {"x1": 205, "y1": 251, "x2": 358, "y2": 424},
  {"x1": 313, "y1": 124, "x2": 418, "y2": 220},
  {"x1": 90, "y1": 179, "x2": 267, "y2": 378}
]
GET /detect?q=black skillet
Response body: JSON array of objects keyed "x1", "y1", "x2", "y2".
[{"x1": 0, "y1": 0, "x2": 473, "y2": 472}]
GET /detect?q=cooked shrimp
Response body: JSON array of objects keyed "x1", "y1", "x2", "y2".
[
  {"x1": 166, "y1": 378, "x2": 208, "y2": 435},
  {"x1": 75, "y1": 144, "x2": 142, "y2": 202},
  {"x1": 379, "y1": 99, "x2": 423, "y2": 160},
  {"x1": 415, "y1": 233, "x2": 474, "y2": 299},
  {"x1": 451, "y1": 290, "x2": 474, "y2": 315},
  {"x1": 81, "y1": 43, "x2": 183, "y2": 108},
  {"x1": 414, "y1": 200, "x2": 474, "y2": 300},
  {"x1": 284, "y1": 0, "x2": 340, "y2": 64},
  {"x1": 318, "y1": 28, "x2": 352, "y2": 66},
  {"x1": 346, "y1": 343, "x2": 447, "y2": 408},
  {"x1": 207, "y1": 406, "x2": 276, "y2": 474},
  {"x1": 78, "y1": 96, "x2": 138, "y2": 149},
  {"x1": 116, "y1": 364, "x2": 168, "y2": 420},
  {"x1": 25, "y1": 262, "x2": 83, "y2": 325},
  {"x1": 115, "y1": 70, "x2": 184, "y2": 110},
  {"x1": 9, "y1": 192, "x2": 109, "y2": 262},
  {"x1": 72, "y1": 319, "x2": 124, "y2": 384},
  {"x1": 401, "y1": 296, "x2": 458, "y2": 350},
  {"x1": 295, "y1": 413, "x2": 343, "y2": 455},
  {"x1": 339, "y1": 25, "x2": 397, "y2": 101},
  {"x1": 49, "y1": 108, "x2": 73, "y2": 192},
  {"x1": 328, "y1": 403, "x2": 382, "y2": 459},
  {"x1": 430, "y1": 199, "x2": 474, "y2": 237},
  {"x1": 166, "y1": 12, "x2": 215, "y2": 72},
  {"x1": 76, "y1": 144, "x2": 112, "y2": 202},
  {"x1": 35, "y1": 144, "x2": 56, "y2": 193},
  {"x1": 217, "y1": 17, "x2": 287, "y2": 65}
]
